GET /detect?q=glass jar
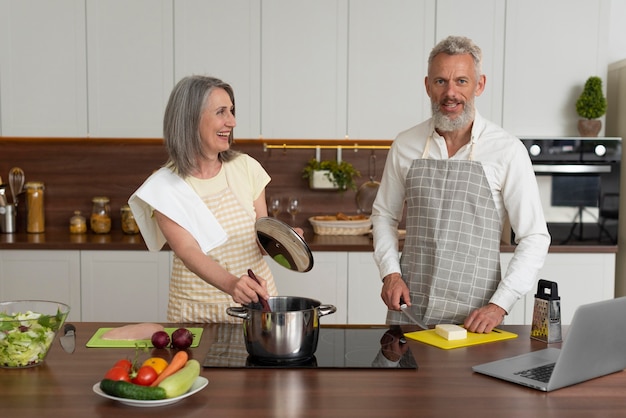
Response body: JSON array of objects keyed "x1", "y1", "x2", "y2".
[
  {"x1": 120, "y1": 204, "x2": 139, "y2": 234},
  {"x1": 90, "y1": 196, "x2": 111, "y2": 234},
  {"x1": 25, "y1": 182, "x2": 45, "y2": 233},
  {"x1": 69, "y1": 210, "x2": 87, "y2": 234}
]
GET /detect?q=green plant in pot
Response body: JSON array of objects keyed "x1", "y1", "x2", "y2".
[
  {"x1": 575, "y1": 76, "x2": 607, "y2": 137},
  {"x1": 302, "y1": 158, "x2": 360, "y2": 191}
]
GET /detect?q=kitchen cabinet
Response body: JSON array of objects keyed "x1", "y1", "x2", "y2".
[
  {"x1": 0, "y1": 0, "x2": 87, "y2": 136},
  {"x1": 173, "y1": 1, "x2": 260, "y2": 139},
  {"x1": 502, "y1": 252, "x2": 616, "y2": 326},
  {"x1": 85, "y1": 0, "x2": 173, "y2": 137},
  {"x1": 0, "y1": 250, "x2": 81, "y2": 322},
  {"x1": 268, "y1": 252, "x2": 348, "y2": 324},
  {"x1": 260, "y1": 0, "x2": 348, "y2": 139},
  {"x1": 80, "y1": 250, "x2": 171, "y2": 322},
  {"x1": 347, "y1": 252, "x2": 388, "y2": 324}
]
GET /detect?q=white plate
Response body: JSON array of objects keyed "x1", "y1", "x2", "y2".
[{"x1": 93, "y1": 376, "x2": 208, "y2": 407}]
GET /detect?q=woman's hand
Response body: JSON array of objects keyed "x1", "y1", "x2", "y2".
[{"x1": 229, "y1": 272, "x2": 270, "y2": 305}]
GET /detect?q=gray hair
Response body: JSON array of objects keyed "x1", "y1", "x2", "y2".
[
  {"x1": 163, "y1": 75, "x2": 240, "y2": 177},
  {"x1": 428, "y1": 36, "x2": 483, "y2": 78}
]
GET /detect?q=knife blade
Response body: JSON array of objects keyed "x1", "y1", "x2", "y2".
[
  {"x1": 60, "y1": 323, "x2": 76, "y2": 353},
  {"x1": 399, "y1": 300, "x2": 428, "y2": 330}
]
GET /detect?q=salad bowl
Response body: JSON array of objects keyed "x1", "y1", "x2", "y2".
[{"x1": 0, "y1": 300, "x2": 70, "y2": 368}]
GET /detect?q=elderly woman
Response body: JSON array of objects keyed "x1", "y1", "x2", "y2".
[{"x1": 129, "y1": 75, "x2": 277, "y2": 323}]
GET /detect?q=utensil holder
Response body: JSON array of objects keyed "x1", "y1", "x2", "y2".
[
  {"x1": 0, "y1": 204, "x2": 16, "y2": 233},
  {"x1": 530, "y1": 279, "x2": 562, "y2": 343}
]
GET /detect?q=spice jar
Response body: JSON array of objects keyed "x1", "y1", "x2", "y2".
[
  {"x1": 120, "y1": 204, "x2": 139, "y2": 234},
  {"x1": 25, "y1": 182, "x2": 45, "y2": 233},
  {"x1": 69, "y1": 210, "x2": 87, "y2": 234},
  {"x1": 90, "y1": 196, "x2": 111, "y2": 234}
]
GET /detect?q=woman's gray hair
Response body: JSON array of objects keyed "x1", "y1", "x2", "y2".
[
  {"x1": 428, "y1": 36, "x2": 483, "y2": 78},
  {"x1": 163, "y1": 75, "x2": 240, "y2": 177}
]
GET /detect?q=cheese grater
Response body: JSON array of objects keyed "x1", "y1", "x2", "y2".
[{"x1": 530, "y1": 279, "x2": 562, "y2": 343}]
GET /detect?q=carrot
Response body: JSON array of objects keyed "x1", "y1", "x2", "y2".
[{"x1": 149, "y1": 350, "x2": 189, "y2": 387}]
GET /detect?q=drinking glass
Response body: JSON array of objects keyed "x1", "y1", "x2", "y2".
[
  {"x1": 269, "y1": 196, "x2": 282, "y2": 218},
  {"x1": 287, "y1": 196, "x2": 301, "y2": 224}
]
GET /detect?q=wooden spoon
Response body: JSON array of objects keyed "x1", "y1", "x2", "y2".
[{"x1": 247, "y1": 269, "x2": 271, "y2": 312}]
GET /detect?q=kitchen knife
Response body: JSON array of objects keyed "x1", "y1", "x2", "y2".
[
  {"x1": 60, "y1": 323, "x2": 76, "y2": 353},
  {"x1": 399, "y1": 300, "x2": 428, "y2": 330}
]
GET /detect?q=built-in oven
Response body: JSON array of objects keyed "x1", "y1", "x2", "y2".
[{"x1": 520, "y1": 137, "x2": 621, "y2": 245}]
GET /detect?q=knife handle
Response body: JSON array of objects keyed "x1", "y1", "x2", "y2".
[{"x1": 64, "y1": 323, "x2": 76, "y2": 333}]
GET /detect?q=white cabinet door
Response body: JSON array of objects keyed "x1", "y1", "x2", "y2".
[
  {"x1": 0, "y1": 250, "x2": 81, "y2": 321},
  {"x1": 260, "y1": 0, "x2": 348, "y2": 139},
  {"x1": 268, "y1": 252, "x2": 348, "y2": 324},
  {"x1": 80, "y1": 251, "x2": 170, "y2": 322},
  {"x1": 347, "y1": 252, "x2": 388, "y2": 324},
  {"x1": 173, "y1": 1, "x2": 261, "y2": 139},
  {"x1": 347, "y1": 0, "x2": 435, "y2": 140},
  {"x1": 0, "y1": 0, "x2": 87, "y2": 136},
  {"x1": 503, "y1": 0, "x2": 611, "y2": 136},
  {"x1": 85, "y1": 0, "x2": 173, "y2": 137}
]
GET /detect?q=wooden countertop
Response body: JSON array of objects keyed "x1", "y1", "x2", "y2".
[
  {"x1": 0, "y1": 227, "x2": 618, "y2": 253},
  {"x1": 2, "y1": 322, "x2": 625, "y2": 417}
]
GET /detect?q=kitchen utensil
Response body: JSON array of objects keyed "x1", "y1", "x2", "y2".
[
  {"x1": 8, "y1": 167, "x2": 25, "y2": 206},
  {"x1": 355, "y1": 152, "x2": 380, "y2": 214},
  {"x1": 404, "y1": 328, "x2": 517, "y2": 350},
  {"x1": 0, "y1": 204, "x2": 16, "y2": 233},
  {"x1": 530, "y1": 279, "x2": 562, "y2": 343},
  {"x1": 85, "y1": 327, "x2": 203, "y2": 348},
  {"x1": 226, "y1": 296, "x2": 336, "y2": 362},
  {"x1": 400, "y1": 302, "x2": 428, "y2": 330},
  {"x1": 0, "y1": 184, "x2": 7, "y2": 207},
  {"x1": 247, "y1": 269, "x2": 271, "y2": 312},
  {"x1": 60, "y1": 323, "x2": 76, "y2": 353},
  {"x1": 256, "y1": 217, "x2": 314, "y2": 272}
]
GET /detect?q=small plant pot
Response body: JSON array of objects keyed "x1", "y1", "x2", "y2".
[
  {"x1": 309, "y1": 170, "x2": 339, "y2": 190},
  {"x1": 577, "y1": 119, "x2": 602, "y2": 137}
]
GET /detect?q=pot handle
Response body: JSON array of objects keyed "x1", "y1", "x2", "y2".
[
  {"x1": 226, "y1": 306, "x2": 250, "y2": 320},
  {"x1": 318, "y1": 304, "x2": 337, "y2": 317}
]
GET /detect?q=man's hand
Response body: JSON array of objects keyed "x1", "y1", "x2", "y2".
[
  {"x1": 464, "y1": 303, "x2": 506, "y2": 333},
  {"x1": 381, "y1": 273, "x2": 410, "y2": 310}
]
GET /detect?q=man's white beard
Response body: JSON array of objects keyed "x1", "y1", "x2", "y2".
[{"x1": 432, "y1": 99, "x2": 475, "y2": 132}]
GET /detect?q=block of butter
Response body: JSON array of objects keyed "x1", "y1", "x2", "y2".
[{"x1": 435, "y1": 324, "x2": 467, "y2": 341}]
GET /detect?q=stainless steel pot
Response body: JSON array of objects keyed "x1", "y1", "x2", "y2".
[{"x1": 226, "y1": 296, "x2": 336, "y2": 362}]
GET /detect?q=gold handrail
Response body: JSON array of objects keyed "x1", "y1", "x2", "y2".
[{"x1": 262, "y1": 143, "x2": 390, "y2": 152}]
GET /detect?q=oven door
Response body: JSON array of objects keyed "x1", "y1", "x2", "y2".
[{"x1": 534, "y1": 163, "x2": 619, "y2": 245}]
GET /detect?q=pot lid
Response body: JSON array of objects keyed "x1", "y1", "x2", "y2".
[{"x1": 255, "y1": 217, "x2": 313, "y2": 272}]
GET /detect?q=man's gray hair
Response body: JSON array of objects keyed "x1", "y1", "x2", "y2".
[{"x1": 428, "y1": 36, "x2": 483, "y2": 77}]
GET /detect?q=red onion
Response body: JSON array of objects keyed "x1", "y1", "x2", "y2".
[
  {"x1": 151, "y1": 330, "x2": 170, "y2": 349},
  {"x1": 171, "y1": 328, "x2": 193, "y2": 349}
]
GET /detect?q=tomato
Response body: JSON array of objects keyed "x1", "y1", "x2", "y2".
[
  {"x1": 131, "y1": 365, "x2": 158, "y2": 386},
  {"x1": 113, "y1": 359, "x2": 133, "y2": 373},
  {"x1": 142, "y1": 357, "x2": 168, "y2": 375},
  {"x1": 104, "y1": 366, "x2": 131, "y2": 382}
]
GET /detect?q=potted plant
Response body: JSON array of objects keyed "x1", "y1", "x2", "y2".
[
  {"x1": 575, "y1": 76, "x2": 607, "y2": 137},
  {"x1": 302, "y1": 158, "x2": 360, "y2": 191}
]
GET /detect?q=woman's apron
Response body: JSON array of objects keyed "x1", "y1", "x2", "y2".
[
  {"x1": 387, "y1": 135, "x2": 502, "y2": 325},
  {"x1": 167, "y1": 185, "x2": 277, "y2": 323}
]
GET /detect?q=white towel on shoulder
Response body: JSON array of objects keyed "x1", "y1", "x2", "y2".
[{"x1": 128, "y1": 167, "x2": 228, "y2": 252}]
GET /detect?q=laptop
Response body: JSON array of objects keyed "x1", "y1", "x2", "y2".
[{"x1": 472, "y1": 296, "x2": 626, "y2": 391}]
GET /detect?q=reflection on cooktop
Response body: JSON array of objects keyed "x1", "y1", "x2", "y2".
[{"x1": 202, "y1": 324, "x2": 417, "y2": 369}]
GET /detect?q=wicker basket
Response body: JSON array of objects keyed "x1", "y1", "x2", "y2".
[{"x1": 308, "y1": 217, "x2": 372, "y2": 236}]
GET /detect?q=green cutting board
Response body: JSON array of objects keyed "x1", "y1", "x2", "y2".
[
  {"x1": 86, "y1": 327, "x2": 203, "y2": 348},
  {"x1": 404, "y1": 328, "x2": 517, "y2": 350}
]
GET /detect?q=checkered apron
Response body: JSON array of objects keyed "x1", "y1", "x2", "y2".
[
  {"x1": 167, "y1": 187, "x2": 277, "y2": 323},
  {"x1": 386, "y1": 136, "x2": 502, "y2": 325}
]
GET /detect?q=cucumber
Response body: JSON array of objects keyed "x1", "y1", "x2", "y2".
[
  {"x1": 100, "y1": 379, "x2": 167, "y2": 400},
  {"x1": 157, "y1": 359, "x2": 201, "y2": 398}
]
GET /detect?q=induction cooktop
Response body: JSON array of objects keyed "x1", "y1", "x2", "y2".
[{"x1": 202, "y1": 324, "x2": 417, "y2": 369}]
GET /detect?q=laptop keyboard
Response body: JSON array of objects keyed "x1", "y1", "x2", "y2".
[{"x1": 514, "y1": 363, "x2": 556, "y2": 383}]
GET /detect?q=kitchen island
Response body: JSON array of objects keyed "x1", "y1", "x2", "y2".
[{"x1": 2, "y1": 323, "x2": 626, "y2": 417}]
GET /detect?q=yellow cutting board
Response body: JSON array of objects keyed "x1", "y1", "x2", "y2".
[
  {"x1": 404, "y1": 328, "x2": 517, "y2": 350},
  {"x1": 86, "y1": 327, "x2": 203, "y2": 348}
]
